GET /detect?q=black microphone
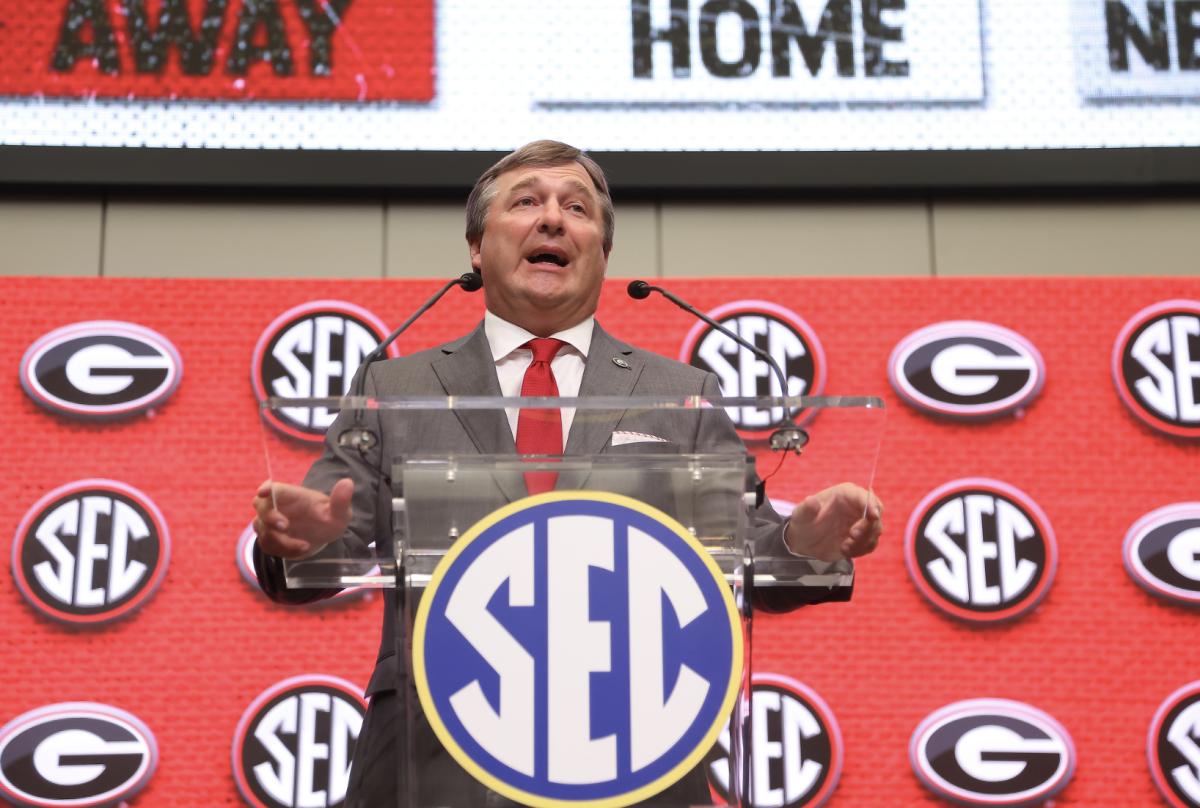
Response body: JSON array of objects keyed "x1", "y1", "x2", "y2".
[
  {"x1": 627, "y1": 280, "x2": 808, "y2": 453},
  {"x1": 627, "y1": 280, "x2": 653, "y2": 300},
  {"x1": 459, "y1": 271, "x2": 484, "y2": 293},
  {"x1": 337, "y1": 273, "x2": 483, "y2": 453}
]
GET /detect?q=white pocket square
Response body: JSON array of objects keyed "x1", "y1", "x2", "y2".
[{"x1": 611, "y1": 430, "x2": 670, "y2": 446}]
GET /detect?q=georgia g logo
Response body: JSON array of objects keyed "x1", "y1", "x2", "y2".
[
  {"x1": 232, "y1": 675, "x2": 366, "y2": 808},
  {"x1": 910, "y1": 699, "x2": 1075, "y2": 806},
  {"x1": 20, "y1": 321, "x2": 182, "y2": 419},
  {"x1": 414, "y1": 492, "x2": 743, "y2": 807},
  {"x1": 1123, "y1": 503, "x2": 1200, "y2": 607},
  {"x1": 904, "y1": 479, "x2": 1057, "y2": 624},
  {"x1": 11, "y1": 480, "x2": 171, "y2": 625},
  {"x1": 0, "y1": 702, "x2": 157, "y2": 807},
  {"x1": 680, "y1": 301, "x2": 825, "y2": 439},
  {"x1": 888, "y1": 321, "x2": 1044, "y2": 419},
  {"x1": 252, "y1": 301, "x2": 397, "y2": 443},
  {"x1": 1113, "y1": 300, "x2": 1200, "y2": 439},
  {"x1": 1149, "y1": 681, "x2": 1200, "y2": 808}
]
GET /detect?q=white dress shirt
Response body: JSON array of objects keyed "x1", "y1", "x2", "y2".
[{"x1": 484, "y1": 310, "x2": 593, "y2": 451}]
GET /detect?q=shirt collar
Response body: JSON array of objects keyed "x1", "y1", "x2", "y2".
[{"x1": 484, "y1": 310, "x2": 594, "y2": 362}]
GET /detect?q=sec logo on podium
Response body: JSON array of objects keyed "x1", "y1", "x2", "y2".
[{"x1": 413, "y1": 491, "x2": 743, "y2": 807}]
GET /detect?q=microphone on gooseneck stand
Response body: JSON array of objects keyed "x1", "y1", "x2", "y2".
[
  {"x1": 337, "y1": 272, "x2": 483, "y2": 455},
  {"x1": 626, "y1": 279, "x2": 808, "y2": 454}
]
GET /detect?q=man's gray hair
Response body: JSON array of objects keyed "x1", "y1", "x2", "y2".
[{"x1": 465, "y1": 140, "x2": 615, "y2": 255}]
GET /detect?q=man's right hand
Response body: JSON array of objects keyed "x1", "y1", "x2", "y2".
[{"x1": 252, "y1": 478, "x2": 354, "y2": 560}]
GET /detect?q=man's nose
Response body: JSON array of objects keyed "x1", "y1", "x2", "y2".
[{"x1": 537, "y1": 199, "x2": 564, "y2": 233}]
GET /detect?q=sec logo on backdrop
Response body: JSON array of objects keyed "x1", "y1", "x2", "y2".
[
  {"x1": 904, "y1": 479, "x2": 1057, "y2": 624},
  {"x1": 232, "y1": 675, "x2": 366, "y2": 808},
  {"x1": 1149, "y1": 681, "x2": 1200, "y2": 808},
  {"x1": 1113, "y1": 300, "x2": 1200, "y2": 439},
  {"x1": 910, "y1": 698, "x2": 1075, "y2": 807},
  {"x1": 679, "y1": 300, "x2": 825, "y2": 438},
  {"x1": 1123, "y1": 503, "x2": 1200, "y2": 606},
  {"x1": 888, "y1": 321, "x2": 1044, "y2": 419},
  {"x1": 11, "y1": 479, "x2": 170, "y2": 625},
  {"x1": 20, "y1": 320, "x2": 182, "y2": 419},
  {"x1": 0, "y1": 702, "x2": 157, "y2": 807},
  {"x1": 252, "y1": 301, "x2": 397, "y2": 443},
  {"x1": 705, "y1": 673, "x2": 842, "y2": 808},
  {"x1": 414, "y1": 492, "x2": 742, "y2": 807}
]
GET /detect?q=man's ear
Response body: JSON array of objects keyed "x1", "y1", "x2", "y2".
[{"x1": 468, "y1": 237, "x2": 483, "y2": 273}]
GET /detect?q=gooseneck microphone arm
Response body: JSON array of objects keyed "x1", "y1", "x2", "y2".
[
  {"x1": 337, "y1": 272, "x2": 483, "y2": 454},
  {"x1": 627, "y1": 279, "x2": 808, "y2": 453},
  {"x1": 364, "y1": 271, "x2": 483, "y2": 372}
]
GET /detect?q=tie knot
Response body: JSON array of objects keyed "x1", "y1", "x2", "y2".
[{"x1": 525, "y1": 338, "x2": 565, "y2": 363}]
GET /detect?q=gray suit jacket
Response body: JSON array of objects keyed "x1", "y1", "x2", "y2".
[{"x1": 254, "y1": 321, "x2": 848, "y2": 697}]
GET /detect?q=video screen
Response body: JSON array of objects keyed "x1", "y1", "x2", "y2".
[{"x1": 1, "y1": 1, "x2": 1196, "y2": 181}]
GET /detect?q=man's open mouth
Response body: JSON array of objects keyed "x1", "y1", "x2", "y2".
[{"x1": 526, "y1": 251, "x2": 568, "y2": 267}]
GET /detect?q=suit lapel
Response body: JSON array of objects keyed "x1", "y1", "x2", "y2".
[
  {"x1": 558, "y1": 323, "x2": 643, "y2": 490},
  {"x1": 430, "y1": 323, "x2": 517, "y2": 456}
]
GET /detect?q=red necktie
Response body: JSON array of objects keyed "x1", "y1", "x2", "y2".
[{"x1": 516, "y1": 338, "x2": 565, "y2": 495}]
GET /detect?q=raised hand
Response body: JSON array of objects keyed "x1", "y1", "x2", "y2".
[
  {"x1": 252, "y1": 478, "x2": 354, "y2": 560},
  {"x1": 785, "y1": 482, "x2": 883, "y2": 562}
]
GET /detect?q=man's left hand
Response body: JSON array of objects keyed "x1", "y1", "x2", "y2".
[{"x1": 785, "y1": 483, "x2": 883, "y2": 562}]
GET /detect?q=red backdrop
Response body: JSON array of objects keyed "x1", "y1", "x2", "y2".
[{"x1": 2, "y1": 276, "x2": 1198, "y2": 806}]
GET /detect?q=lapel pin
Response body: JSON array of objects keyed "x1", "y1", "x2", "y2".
[{"x1": 612, "y1": 357, "x2": 631, "y2": 369}]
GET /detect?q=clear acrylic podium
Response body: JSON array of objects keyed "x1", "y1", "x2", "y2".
[{"x1": 261, "y1": 394, "x2": 884, "y2": 808}]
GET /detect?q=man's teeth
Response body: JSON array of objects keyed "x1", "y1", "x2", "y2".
[{"x1": 529, "y1": 253, "x2": 566, "y2": 266}]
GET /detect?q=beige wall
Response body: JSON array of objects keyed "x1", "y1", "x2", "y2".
[{"x1": 2, "y1": 195, "x2": 1197, "y2": 278}]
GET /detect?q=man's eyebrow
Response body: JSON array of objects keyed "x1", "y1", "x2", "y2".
[
  {"x1": 563, "y1": 179, "x2": 597, "y2": 202},
  {"x1": 505, "y1": 175, "x2": 597, "y2": 202}
]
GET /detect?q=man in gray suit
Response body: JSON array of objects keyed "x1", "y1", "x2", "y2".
[{"x1": 253, "y1": 140, "x2": 882, "y2": 806}]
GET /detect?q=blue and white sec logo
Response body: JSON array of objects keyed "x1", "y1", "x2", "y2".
[{"x1": 414, "y1": 492, "x2": 743, "y2": 808}]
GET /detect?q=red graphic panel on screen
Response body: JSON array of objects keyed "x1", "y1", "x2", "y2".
[{"x1": 0, "y1": 0, "x2": 434, "y2": 101}]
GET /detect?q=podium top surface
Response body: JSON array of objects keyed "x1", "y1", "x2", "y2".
[{"x1": 262, "y1": 393, "x2": 885, "y2": 412}]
